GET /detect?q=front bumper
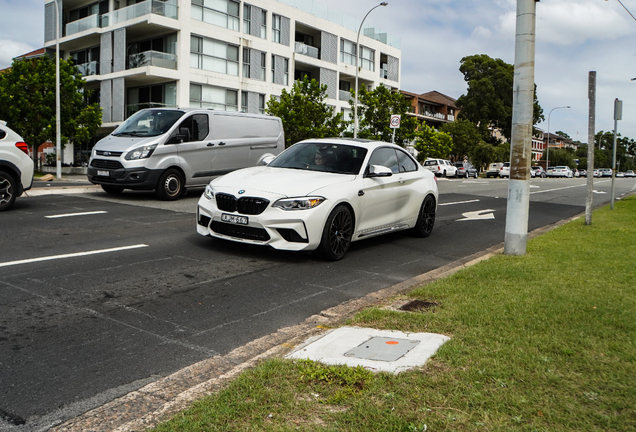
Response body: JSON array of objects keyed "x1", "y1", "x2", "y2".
[{"x1": 87, "y1": 165, "x2": 162, "y2": 190}]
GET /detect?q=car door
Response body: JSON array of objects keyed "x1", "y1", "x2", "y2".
[
  {"x1": 358, "y1": 147, "x2": 412, "y2": 233},
  {"x1": 170, "y1": 113, "x2": 212, "y2": 185}
]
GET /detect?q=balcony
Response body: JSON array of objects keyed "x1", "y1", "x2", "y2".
[
  {"x1": 126, "y1": 101, "x2": 176, "y2": 118},
  {"x1": 66, "y1": 0, "x2": 178, "y2": 36},
  {"x1": 424, "y1": 111, "x2": 445, "y2": 120},
  {"x1": 338, "y1": 90, "x2": 352, "y2": 102},
  {"x1": 294, "y1": 42, "x2": 319, "y2": 59},
  {"x1": 128, "y1": 50, "x2": 177, "y2": 70},
  {"x1": 76, "y1": 61, "x2": 100, "y2": 76}
]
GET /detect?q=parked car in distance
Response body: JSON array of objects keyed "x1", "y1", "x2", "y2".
[
  {"x1": 616, "y1": 171, "x2": 624, "y2": 178},
  {"x1": 579, "y1": 169, "x2": 587, "y2": 177},
  {"x1": 531, "y1": 166, "x2": 546, "y2": 178},
  {"x1": 600, "y1": 168, "x2": 613, "y2": 177},
  {"x1": 454, "y1": 161, "x2": 479, "y2": 178},
  {"x1": 625, "y1": 170, "x2": 635, "y2": 178},
  {"x1": 552, "y1": 166, "x2": 573, "y2": 178},
  {"x1": 486, "y1": 162, "x2": 503, "y2": 178},
  {"x1": 0, "y1": 121, "x2": 34, "y2": 211},
  {"x1": 87, "y1": 108, "x2": 284, "y2": 200},
  {"x1": 422, "y1": 158, "x2": 457, "y2": 177},
  {"x1": 546, "y1": 166, "x2": 555, "y2": 177},
  {"x1": 197, "y1": 138, "x2": 439, "y2": 260},
  {"x1": 593, "y1": 169, "x2": 601, "y2": 178},
  {"x1": 499, "y1": 162, "x2": 511, "y2": 178},
  {"x1": 573, "y1": 169, "x2": 580, "y2": 178}
]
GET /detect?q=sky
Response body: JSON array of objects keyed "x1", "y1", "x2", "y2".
[{"x1": 1, "y1": 0, "x2": 635, "y2": 143}]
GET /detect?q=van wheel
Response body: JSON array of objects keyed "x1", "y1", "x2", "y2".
[
  {"x1": 317, "y1": 205, "x2": 353, "y2": 261},
  {"x1": 474, "y1": 172, "x2": 479, "y2": 179},
  {"x1": 156, "y1": 169, "x2": 184, "y2": 201},
  {"x1": 101, "y1": 185, "x2": 124, "y2": 194},
  {"x1": 0, "y1": 171, "x2": 17, "y2": 212},
  {"x1": 412, "y1": 195, "x2": 436, "y2": 238}
]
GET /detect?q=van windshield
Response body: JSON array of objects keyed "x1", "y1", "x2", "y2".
[{"x1": 113, "y1": 109, "x2": 185, "y2": 137}]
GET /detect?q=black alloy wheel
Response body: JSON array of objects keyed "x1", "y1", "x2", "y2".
[
  {"x1": 317, "y1": 204, "x2": 353, "y2": 260},
  {"x1": 0, "y1": 171, "x2": 17, "y2": 211},
  {"x1": 156, "y1": 168, "x2": 184, "y2": 201},
  {"x1": 412, "y1": 194, "x2": 436, "y2": 238}
]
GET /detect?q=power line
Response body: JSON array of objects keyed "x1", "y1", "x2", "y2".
[{"x1": 615, "y1": 0, "x2": 636, "y2": 22}]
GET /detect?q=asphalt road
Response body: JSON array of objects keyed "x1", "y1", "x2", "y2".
[{"x1": 1, "y1": 176, "x2": 635, "y2": 431}]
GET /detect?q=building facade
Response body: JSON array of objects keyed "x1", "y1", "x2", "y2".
[{"x1": 43, "y1": 0, "x2": 402, "y2": 163}]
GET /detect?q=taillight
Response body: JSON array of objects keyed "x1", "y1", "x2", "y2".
[{"x1": 16, "y1": 142, "x2": 29, "y2": 155}]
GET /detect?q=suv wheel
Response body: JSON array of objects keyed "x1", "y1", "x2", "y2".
[{"x1": 0, "y1": 171, "x2": 17, "y2": 211}]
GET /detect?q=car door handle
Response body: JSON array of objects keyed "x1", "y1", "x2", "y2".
[
  {"x1": 398, "y1": 178, "x2": 405, "y2": 184},
  {"x1": 358, "y1": 190, "x2": 365, "y2": 196},
  {"x1": 207, "y1": 143, "x2": 215, "y2": 146},
  {"x1": 217, "y1": 141, "x2": 226, "y2": 146}
]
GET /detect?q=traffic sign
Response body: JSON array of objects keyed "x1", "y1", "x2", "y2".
[{"x1": 390, "y1": 114, "x2": 401, "y2": 129}]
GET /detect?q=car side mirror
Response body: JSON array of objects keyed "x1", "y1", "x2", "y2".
[
  {"x1": 260, "y1": 155, "x2": 276, "y2": 166},
  {"x1": 175, "y1": 127, "x2": 191, "y2": 143},
  {"x1": 366, "y1": 164, "x2": 393, "y2": 178}
]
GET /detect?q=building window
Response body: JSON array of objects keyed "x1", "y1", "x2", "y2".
[
  {"x1": 272, "y1": 14, "x2": 281, "y2": 43},
  {"x1": 192, "y1": 0, "x2": 239, "y2": 31},
  {"x1": 259, "y1": 94, "x2": 266, "y2": 114},
  {"x1": 190, "y1": 83, "x2": 238, "y2": 111},
  {"x1": 260, "y1": 52, "x2": 266, "y2": 81},
  {"x1": 242, "y1": 47, "x2": 250, "y2": 78},
  {"x1": 190, "y1": 35, "x2": 239, "y2": 76},
  {"x1": 283, "y1": 58, "x2": 289, "y2": 85},
  {"x1": 340, "y1": 39, "x2": 356, "y2": 66},
  {"x1": 360, "y1": 46, "x2": 375, "y2": 72},
  {"x1": 243, "y1": 4, "x2": 251, "y2": 34},
  {"x1": 241, "y1": 91, "x2": 248, "y2": 112},
  {"x1": 260, "y1": 9, "x2": 267, "y2": 39}
]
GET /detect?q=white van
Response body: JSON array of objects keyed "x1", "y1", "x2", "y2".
[{"x1": 87, "y1": 108, "x2": 284, "y2": 200}]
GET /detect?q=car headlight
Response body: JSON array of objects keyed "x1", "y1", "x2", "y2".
[
  {"x1": 125, "y1": 144, "x2": 157, "y2": 160},
  {"x1": 203, "y1": 184, "x2": 215, "y2": 200},
  {"x1": 272, "y1": 196, "x2": 325, "y2": 210}
]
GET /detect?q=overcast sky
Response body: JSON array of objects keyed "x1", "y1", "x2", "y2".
[{"x1": 1, "y1": 0, "x2": 635, "y2": 143}]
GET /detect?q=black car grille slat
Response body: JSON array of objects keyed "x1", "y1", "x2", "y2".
[
  {"x1": 212, "y1": 221, "x2": 270, "y2": 241},
  {"x1": 215, "y1": 193, "x2": 269, "y2": 215},
  {"x1": 91, "y1": 159, "x2": 124, "y2": 170}
]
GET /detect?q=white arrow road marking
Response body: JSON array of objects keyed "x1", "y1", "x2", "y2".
[
  {"x1": 46, "y1": 211, "x2": 107, "y2": 218},
  {"x1": 0, "y1": 244, "x2": 149, "y2": 268},
  {"x1": 457, "y1": 209, "x2": 496, "y2": 221},
  {"x1": 439, "y1": 199, "x2": 480, "y2": 206},
  {"x1": 593, "y1": 190, "x2": 607, "y2": 194}
]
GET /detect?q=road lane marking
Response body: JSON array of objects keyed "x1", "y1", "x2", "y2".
[
  {"x1": 457, "y1": 209, "x2": 495, "y2": 221},
  {"x1": 46, "y1": 211, "x2": 107, "y2": 218},
  {"x1": 0, "y1": 244, "x2": 149, "y2": 268},
  {"x1": 529, "y1": 179, "x2": 611, "y2": 195},
  {"x1": 439, "y1": 199, "x2": 480, "y2": 206}
]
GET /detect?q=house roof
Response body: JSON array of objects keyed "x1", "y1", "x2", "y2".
[{"x1": 420, "y1": 91, "x2": 458, "y2": 108}]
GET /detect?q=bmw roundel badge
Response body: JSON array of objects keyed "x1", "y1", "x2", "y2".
[{"x1": 238, "y1": 190, "x2": 245, "y2": 194}]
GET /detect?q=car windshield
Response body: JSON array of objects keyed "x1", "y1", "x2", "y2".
[
  {"x1": 555, "y1": 166, "x2": 567, "y2": 169},
  {"x1": 268, "y1": 142, "x2": 368, "y2": 174},
  {"x1": 113, "y1": 109, "x2": 184, "y2": 137}
]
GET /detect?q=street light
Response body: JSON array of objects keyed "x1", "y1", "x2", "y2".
[
  {"x1": 54, "y1": 0, "x2": 62, "y2": 179},
  {"x1": 545, "y1": 106, "x2": 570, "y2": 171},
  {"x1": 354, "y1": 1, "x2": 388, "y2": 139}
]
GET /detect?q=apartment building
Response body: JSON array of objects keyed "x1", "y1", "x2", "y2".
[
  {"x1": 401, "y1": 90, "x2": 458, "y2": 129},
  {"x1": 43, "y1": 0, "x2": 402, "y2": 156}
]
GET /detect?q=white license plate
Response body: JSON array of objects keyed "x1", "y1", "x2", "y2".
[
  {"x1": 221, "y1": 213, "x2": 248, "y2": 225},
  {"x1": 97, "y1": 170, "x2": 109, "y2": 176}
]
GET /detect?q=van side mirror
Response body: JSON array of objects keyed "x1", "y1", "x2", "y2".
[{"x1": 366, "y1": 164, "x2": 393, "y2": 178}]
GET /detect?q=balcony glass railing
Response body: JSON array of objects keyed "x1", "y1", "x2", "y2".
[
  {"x1": 338, "y1": 90, "x2": 352, "y2": 102},
  {"x1": 424, "y1": 111, "x2": 446, "y2": 120},
  {"x1": 294, "y1": 42, "x2": 319, "y2": 59},
  {"x1": 76, "y1": 61, "x2": 100, "y2": 76},
  {"x1": 101, "y1": 0, "x2": 178, "y2": 27},
  {"x1": 66, "y1": 14, "x2": 99, "y2": 36},
  {"x1": 128, "y1": 50, "x2": 177, "y2": 70},
  {"x1": 126, "y1": 101, "x2": 176, "y2": 118}
]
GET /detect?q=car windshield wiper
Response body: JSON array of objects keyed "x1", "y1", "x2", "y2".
[{"x1": 113, "y1": 131, "x2": 149, "y2": 137}]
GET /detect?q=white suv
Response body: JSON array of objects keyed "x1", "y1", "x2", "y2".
[
  {"x1": 422, "y1": 158, "x2": 457, "y2": 177},
  {"x1": 0, "y1": 121, "x2": 34, "y2": 211}
]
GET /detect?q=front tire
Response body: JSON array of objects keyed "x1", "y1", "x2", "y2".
[
  {"x1": 156, "y1": 169, "x2": 184, "y2": 201},
  {"x1": 412, "y1": 195, "x2": 436, "y2": 238},
  {"x1": 101, "y1": 185, "x2": 124, "y2": 194},
  {"x1": 317, "y1": 204, "x2": 353, "y2": 261},
  {"x1": 0, "y1": 171, "x2": 17, "y2": 211}
]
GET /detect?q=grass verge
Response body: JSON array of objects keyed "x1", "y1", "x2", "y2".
[{"x1": 153, "y1": 196, "x2": 636, "y2": 432}]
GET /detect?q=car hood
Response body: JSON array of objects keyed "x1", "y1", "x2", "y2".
[
  {"x1": 95, "y1": 134, "x2": 161, "y2": 152},
  {"x1": 210, "y1": 166, "x2": 356, "y2": 197}
]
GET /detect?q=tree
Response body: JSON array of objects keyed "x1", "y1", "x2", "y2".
[
  {"x1": 0, "y1": 56, "x2": 102, "y2": 169},
  {"x1": 266, "y1": 76, "x2": 347, "y2": 148},
  {"x1": 349, "y1": 85, "x2": 417, "y2": 147},
  {"x1": 412, "y1": 124, "x2": 453, "y2": 162},
  {"x1": 440, "y1": 118, "x2": 483, "y2": 162},
  {"x1": 455, "y1": 54, "x2": 543, "y2": 142},
  {"x1": 555, "y1": 130, "x2": 570, "y2": 139}
]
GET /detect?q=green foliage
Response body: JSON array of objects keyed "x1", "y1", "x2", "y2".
[
  {"x1": 456, "y1": 54, "x2": 543, "y2": 142},
  {"x1": 412, "y1": 124, "x2": 453, "y2": 162},
  {"x1": 544, "y1": 148, "x2": 576, "y2": 168},
  {"x1": 594, "y1": 130, "x2": 635, "y2": 170},
  {"x1": 265, "y1": 76, "x2": 347, "y2": 147},
  {"x1": 471, "y1": 142, "x2": 509, "y2": 170},
  {"x1": 440, "y1": 118, "x2": 483, "y2": 161},
  {"x1": 349, "y1": 84, "x2": 417, "y2": 146},
  {"x1": 0, "y1": 55, "x2": 102, "y2": 167}
]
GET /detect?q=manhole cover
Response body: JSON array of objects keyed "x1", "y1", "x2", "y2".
[
  {"x1": 344, "y1": 337, "x2": 420, "y2": 362},
  {"x1": 399, "y1": 300, "x2": 439, "y2": 312}
]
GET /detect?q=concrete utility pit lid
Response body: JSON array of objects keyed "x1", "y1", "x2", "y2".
[{"x1": 286, "y1": 327, "x2": 450, "y2": 374}]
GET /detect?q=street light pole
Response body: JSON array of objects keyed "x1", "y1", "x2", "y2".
[
  {"x1": 354, "y1": 2, "x2": 387, "y2": 139},
  {"x1": 545, "y1": 106, "x2": 570, "y2": 172},
  {"x1": 54, "y1": 0, "x2": 62, "y2": 179}
]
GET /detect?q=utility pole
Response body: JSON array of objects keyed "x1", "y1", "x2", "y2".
[
  {"x1": 611, "y1": 98, "x2": 622, "y2": 209},
  {"x1": 504, "y1": 0, "x2": 537, "y2": 256},
  {"x1": 585, "y1": 72, "x2": 596, "y2": 225}
]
